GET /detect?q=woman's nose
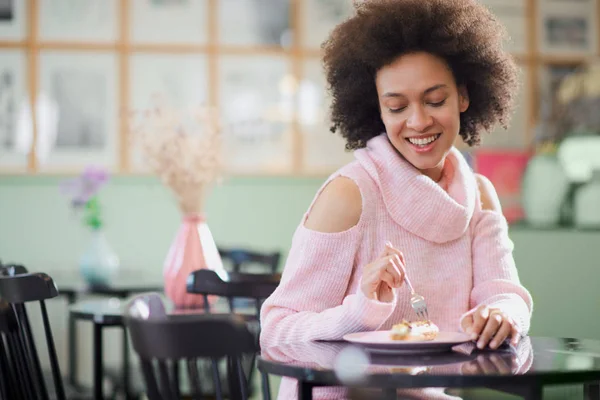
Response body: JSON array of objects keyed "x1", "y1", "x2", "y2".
[{"x1": 406, "y1": 106, "x2": 433, "y2": 132}]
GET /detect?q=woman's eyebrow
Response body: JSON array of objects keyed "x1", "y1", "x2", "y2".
[{"x1": 382, "y1": 83, "x2": 449, "y2": 98}]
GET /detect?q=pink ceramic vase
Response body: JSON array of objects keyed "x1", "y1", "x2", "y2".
[{"x1": 163, "y1": 213, "x2": 225, "y2": 309}]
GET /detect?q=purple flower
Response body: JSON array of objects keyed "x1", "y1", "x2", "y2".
[
  {"x1": 82, "y1": 166, "x2": 109, "y2": 184},
  {"x1": 60, "y1": 166, "x2": 110, "y2": 207}
]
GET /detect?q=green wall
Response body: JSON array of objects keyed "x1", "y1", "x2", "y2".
[
  {"x1": 0, "y1": 175, "x2": 321, "y2": 279},
  {"x1": 1, "y1": 175, "x2": 599, "y2": 342}
]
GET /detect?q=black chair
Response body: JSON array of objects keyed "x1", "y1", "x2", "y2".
[
  {"x1": 0, "y1": 263, "x2": 28, "y2": 277},
  {"x1": 186, "y1": 269, "x2": 280, "y2": 318},
  {"x1": 0, "y1": 272, "x2": 66, "y2": 400},
  {"x1": 125, "y1": 294, "x2": 257, "y2": 400},
  {"x1": 218, "y1": 248, "x2": 281, "y2": 274},
  {"x1": 187, "y1": 269, "x2": 280, "y2": 400},
  {"x1": 0, "y1": 297, "x2": 32, "y2": 400},
  {"x1": 0, "y1": 266, "x2": 95, "y2": 400}
]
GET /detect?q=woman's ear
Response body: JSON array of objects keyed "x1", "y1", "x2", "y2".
[{"x1": 458, "y1": 85, "x2": 470, "y2": 113}]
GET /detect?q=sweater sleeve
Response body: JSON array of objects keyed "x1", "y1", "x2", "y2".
[
  {"x1": 259, "y1": 223, "x2": 396, "y2": 347},
  {"x1": 461, "y1": 210, "x2": 533, "y2": 335}
]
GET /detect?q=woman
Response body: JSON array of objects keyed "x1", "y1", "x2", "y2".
[{"x1": 260, "y1": 0, "x2": 533, "y2": 397}]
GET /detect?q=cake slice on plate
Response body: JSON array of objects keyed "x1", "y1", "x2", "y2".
[{"x1": 390, "y1": 319, "x2": 439, "y2": 341}]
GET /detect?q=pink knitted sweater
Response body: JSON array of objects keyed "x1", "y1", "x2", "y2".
[{"x1": 260, "y1": 134, "x2": 533, "y2": 399}]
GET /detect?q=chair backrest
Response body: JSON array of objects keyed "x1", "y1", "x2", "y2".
[
  {"x1": 0, "y1": 297, "x2": 33, "y2": 400},
  {"x1": 0, "y1": 271, "x2": 65, "y2": 400},
  {"x1": 0, "y1": 264, "x2": 28, "y2": 278},
  {"x1": 126, "y1": 297, "x2": 257, "y2": 400},
  {"x1": 186, "y1": 269, "x2": 280, "y2": 317},
  {"x1": 218, "y1": 247, "x2": 281, "y2": 274},
  {"x1": 186, "y1": 270, "x2": 279, "y2": 399}
]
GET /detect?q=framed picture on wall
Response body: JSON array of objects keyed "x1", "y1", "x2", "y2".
[
  {"x1": 479, "y1": 0, "x2": 527, "y2": 54},
  {"x1": 301, "y1": 0, "x2": 354, "y2": 50},
  {"x1": 36, "y1": 51, "x2": 119, "y2": 172},
  {"x1": 537, "y1": 0, "x2": 597, "y2": 55},
  {"x1": 0, "y1": 0, "x2": 26, "y2": 41},
  {"x1": 538, "y1": 63, "x2": 581, "y2": 100},
  {"x1": 0, "y1": 50, "x2": 29, "y2": 171},
  {"x1": 218, "y1": 0, "x2": 291, "y2": 47},
  {"x1": 130, "y1": 0, "x2": 209, "y2": 45},
  {"x1": 535, "y1": 63, "x2": 581, "y2": 144},
  {"x1": 128, "y1": 53, "x2": 209, "y2": 171},
  {"x1": 480, "y1": 64, "x2": 531, "y2": 149},
  {"x1": 300, "y1": 58, "x2": 354, "y2": 173},
  {"x1": 218, "y1": 54, "x2": 293, "y2": 173},
  {"x1": 38, "y1": 0, "x2": 117, "y2": 42}
]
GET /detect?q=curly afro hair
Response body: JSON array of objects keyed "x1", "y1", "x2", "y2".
[{"x1": 322, "y1": 0, "x2": 520, "y2": 149}]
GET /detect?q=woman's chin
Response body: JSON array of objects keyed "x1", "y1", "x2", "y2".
[
  {"x1": 405, "y1": 154, "x2": 444, "y2": 173},
  {"x1": 401, "y1": 145, "x2": 451, "y2": 172}
]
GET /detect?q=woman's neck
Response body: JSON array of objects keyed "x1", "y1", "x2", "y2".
[{"x1": 419, "y1": 164, "x2": 444, "y2": 182}]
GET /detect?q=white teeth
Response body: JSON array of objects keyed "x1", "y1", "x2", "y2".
[{"x1": 408, "y1": 134, "x2": 440, "y2": 146}]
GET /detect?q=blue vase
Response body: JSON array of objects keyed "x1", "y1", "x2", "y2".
[{"x1": 79, "y1": 229, "x2": 120, "y2": 287}]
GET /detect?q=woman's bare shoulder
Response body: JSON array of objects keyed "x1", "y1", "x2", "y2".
[
  {"x1": 474, "y1": 173, "x2": 502, "y2": 212},
  {"x1": 304, "y1": 176, "x2": 362, "y2": 233}
]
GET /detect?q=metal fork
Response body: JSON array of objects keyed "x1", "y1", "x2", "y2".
[{"x1": 404, "y1": 275, "x2": 429, "y2": 321}]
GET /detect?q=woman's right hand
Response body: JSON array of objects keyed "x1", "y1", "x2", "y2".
[{"x1": 360, "y1": 242, "x2": 406, "y2": 303}]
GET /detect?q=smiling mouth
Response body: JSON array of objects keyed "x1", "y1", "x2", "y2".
[{"x1": 406, "y1": 134, "x2": 441, "y2": 147}]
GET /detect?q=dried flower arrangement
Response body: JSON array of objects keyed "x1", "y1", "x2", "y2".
[{"x1": 128, "y1": 100, "x2": 223, "y2": 215}]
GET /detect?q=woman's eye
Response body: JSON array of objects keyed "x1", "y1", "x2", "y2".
[
  {"x1": 429, "y1": 99, "x2": 446, "y2": 107},
  {"x1": 388, "y1": 106, "x2": 406, "y2": 113}
]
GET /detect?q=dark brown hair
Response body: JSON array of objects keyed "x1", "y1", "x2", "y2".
[{"x1": 322, "y1": 0, "x2": 520, "y2": 149}]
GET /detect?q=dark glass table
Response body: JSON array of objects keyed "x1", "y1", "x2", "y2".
[{"x1": 258, "y1": 337, "x2": 600, "y2": 400}]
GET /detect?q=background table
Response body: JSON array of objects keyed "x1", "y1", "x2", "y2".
[
  {"x1": 69, "y1": 297, "x2": 259, "y2": 399},
  {"x1": 69, "y1": 299, "x2": 132, "y2": 400},
  {"x1": 58, "y1": 277, "x2": 163, "y2": 399}
]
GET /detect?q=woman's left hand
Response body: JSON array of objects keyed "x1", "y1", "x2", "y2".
[{"x1": 461, "y1": 304, "x2": 520, "y2": 349}]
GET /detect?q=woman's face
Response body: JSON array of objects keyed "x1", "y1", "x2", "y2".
[{"x1": 375, "y1": 52, "x2": 469, "y2": 180}]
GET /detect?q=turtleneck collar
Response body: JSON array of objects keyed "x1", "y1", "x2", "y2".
[{"x1": 354, "y1": 133, "x2": 477, "y2": 243}]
